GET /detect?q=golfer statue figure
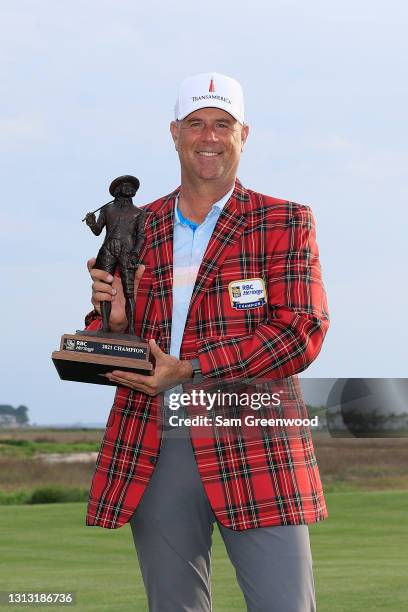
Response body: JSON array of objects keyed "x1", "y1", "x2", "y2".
[{"x1": 85, "y1": 175, "x2": 146, "y2": 334}]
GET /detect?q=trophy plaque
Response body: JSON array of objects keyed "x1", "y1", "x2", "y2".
[
  {"x1": 52, "y1": 331, "x2": 152, "y2": 386},
  {"x1": 52, "y1": 174, "x2": 153, "y2": 386}
]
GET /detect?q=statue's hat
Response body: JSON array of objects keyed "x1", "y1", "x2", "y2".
[{"x1": 109, "y1": 175, "x2": 140, "y2": 197}]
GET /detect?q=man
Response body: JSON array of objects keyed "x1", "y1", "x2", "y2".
[{"x1": 85, "y1": 72, "x2": 330, "y2": 611}]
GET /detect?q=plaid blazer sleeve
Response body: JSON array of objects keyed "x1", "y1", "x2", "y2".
[
  {"x1": 196, "y1": 204, "x2": 329, "y2": 381},
  {"x1": 84, "y1": 309, "x2": 102, "y2": 329}
]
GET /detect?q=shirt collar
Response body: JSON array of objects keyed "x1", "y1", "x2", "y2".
[{"x1": 175, "y1": 185, "x2": 234, "y2": 226}]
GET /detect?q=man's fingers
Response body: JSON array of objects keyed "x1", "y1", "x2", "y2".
[
  {"x1": 108, "y1": 370, "x2": 154, "y2": 384},
  {"x1": 107, "y1": 376, "x2": 151, "y2": 392},
  {"x1": 90, "y1": 268, "x2": 114, "y2": 284},
  {"x1": 89, "y1": 260, "x2": 143, "y2": 287},
  {"x1": 111, "y1": 380, "x2": 156, "y2": 395},
  {"x1": 106, "y1": 370, "x2": 157, "y2": 395},
  {"x1": 92, "y1": 280, "x2": 117, "y2": 296},
  {"x1": 92, "y1": 292, "x2": 113, "y2": 306},
  {"x1": 87, "y1": 256, "x2": 113, "y2": 283}
]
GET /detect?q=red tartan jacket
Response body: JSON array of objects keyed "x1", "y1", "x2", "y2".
[{"x1": 85, "y1": 179, "x2": 330, "y2": 530}]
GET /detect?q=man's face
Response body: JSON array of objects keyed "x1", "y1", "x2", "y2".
[{"x1": 170, "y1": 108, "x2": 249, "y2": 185}]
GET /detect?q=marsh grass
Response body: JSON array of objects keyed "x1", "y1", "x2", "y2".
[
  {"x1": 0, "y1": 428, "x2": 103, "y2": 443},
  {"x1": 0, "y1": 429, "x2": 103, "y2": 457},
  {"x1": 0, "y1": 455, "x2": 95, "y2": 493},
  {"x1": 312, "y1": 432, "x2": 408, "y2": 490},
  {"x1": 1, "y1": 429, "x2": 407, "y2": 504}
]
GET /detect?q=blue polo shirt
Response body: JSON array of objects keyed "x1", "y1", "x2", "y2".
[
  {"x1": 169, "y1": 186, "x2": 234, "y2": 359},
  {"x1": 162, "y1": 186, "x2": 234, "y2": 418}
]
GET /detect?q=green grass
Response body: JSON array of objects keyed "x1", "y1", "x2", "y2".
[
  {"x1": 0, "y1": 503, "x2": 244, "y2": 611},
  {"x1": 310, "y1": 490, "x2": 408, "y2": 611},
  {"x1": 0, "y1": 492, "x2": 407, "y2": 611}
]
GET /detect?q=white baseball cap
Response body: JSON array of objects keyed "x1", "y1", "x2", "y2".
[{"x1": 174, "y1": 72, "x2": 245, "y2": 125}]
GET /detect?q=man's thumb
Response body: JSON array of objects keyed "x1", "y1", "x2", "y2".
[{"x1": 149, "y1": 338, "x2": 164, "y2": 359}]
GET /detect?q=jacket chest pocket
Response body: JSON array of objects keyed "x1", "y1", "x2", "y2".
[{"x1": 196, "y1": 269, "x2": 268, "y2": 338}]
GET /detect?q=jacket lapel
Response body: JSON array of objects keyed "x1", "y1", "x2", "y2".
[
  {"x1": 186, "y1": 180, "x2": 249, "y2": 324},
  {"x1": 147, "y1": 190, "x2": 178, "y2": 353}
]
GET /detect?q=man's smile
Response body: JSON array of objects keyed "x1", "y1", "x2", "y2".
[{"x1": 196, "y1": 151, "x2": 221, "y2": 157}]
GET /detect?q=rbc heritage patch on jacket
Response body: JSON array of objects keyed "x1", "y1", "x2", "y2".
[{"x1": 228, "y1": 278, "x2": 267, "y2": 309}]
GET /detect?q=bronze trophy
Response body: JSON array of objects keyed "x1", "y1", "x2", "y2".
[{"x1": 52, "y1": 175, "x2": 153, "y2": 386}]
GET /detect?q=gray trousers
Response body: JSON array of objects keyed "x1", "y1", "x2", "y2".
[{"x1": 130, "y1": 431, "x2": 316, "y2": 612}]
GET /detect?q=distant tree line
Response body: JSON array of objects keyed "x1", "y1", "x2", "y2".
[{"x1": 0, "y1": 405, "x2": 29, "y2": 425}]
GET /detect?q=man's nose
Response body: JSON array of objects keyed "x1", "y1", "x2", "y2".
[{"x1": 201, "y1": 124, "x2": 218, "y2": 141}]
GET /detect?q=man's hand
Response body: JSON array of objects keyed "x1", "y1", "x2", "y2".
[
  {"x1": 87, "y1": 257, "x2": 145, "y2": 334},
  {"x1": 105, "y1": 339, "x2": 193, "y2": 395}
]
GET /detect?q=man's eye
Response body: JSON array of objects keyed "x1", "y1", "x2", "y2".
[
  {"x1": 216, "y1": 123, "x2": 229, "y2": 129},
  {"x1": 190, "y1": 122, "x2": 203, "y2": 129}
]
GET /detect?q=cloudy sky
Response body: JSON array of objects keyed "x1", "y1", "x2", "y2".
[{"x1": 1, "y1": 0, "x2": 407, "y2": 424}]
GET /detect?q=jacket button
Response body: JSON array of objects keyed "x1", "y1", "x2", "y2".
[{"x1": 149, "y1": 456, "x2": 157, "y2": 465}]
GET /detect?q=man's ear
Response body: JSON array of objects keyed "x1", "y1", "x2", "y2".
[
  {"x1": 170, "y1": 121, "x2": 179, "y2": 151},
  {"x1": 241, "y1": 124, "x2": 249, "y2": 150}
]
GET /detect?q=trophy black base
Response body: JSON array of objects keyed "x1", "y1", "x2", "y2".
[{"x1": 52, "y1": 331, "x2": 152, "y2": 386}]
